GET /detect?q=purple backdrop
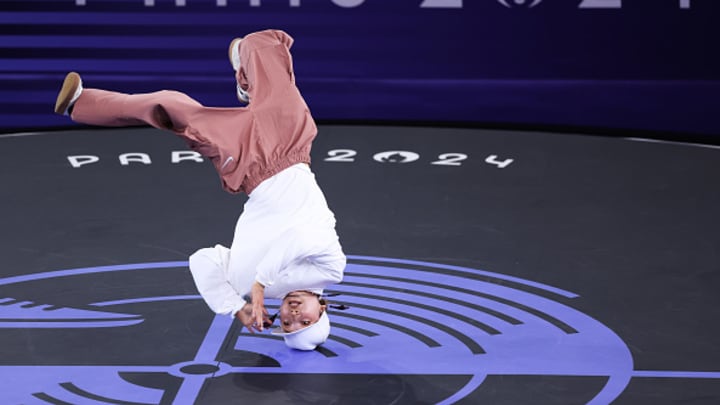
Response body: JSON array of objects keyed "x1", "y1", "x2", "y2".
[{"x1": 1, "y1": 0, "x2": 718, "y2": 138}]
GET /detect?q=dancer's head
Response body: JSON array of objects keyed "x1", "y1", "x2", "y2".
[{"x1": 272, "y1": 290, "x2": 330, "y2": 350}]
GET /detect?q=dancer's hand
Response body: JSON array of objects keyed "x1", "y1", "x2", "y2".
[
  {"x1": 236, "y1": 303, "x2": 263, "y2": 333},
  {"x1": 250, "y1": 281, "x2": 268, "y2": 331}
]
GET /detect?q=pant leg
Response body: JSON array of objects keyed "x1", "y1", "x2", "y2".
[{"x1": 71, "y1": 89, "x2": 203, "y2": 133}]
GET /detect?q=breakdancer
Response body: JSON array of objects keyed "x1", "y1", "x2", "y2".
[{"x1": 54, "y1": 29, "x2": 346, "y2": 351}]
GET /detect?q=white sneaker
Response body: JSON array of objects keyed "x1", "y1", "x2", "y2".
[
  {"x1": 236, "y1": 84, "x2": 250, "y2": 104},
  {"x1": 228, "y1": 38, "x2": 250, "y2": 104},
  {"x1": 228, "y1": 37, "x2": 242, "y2": 72}
]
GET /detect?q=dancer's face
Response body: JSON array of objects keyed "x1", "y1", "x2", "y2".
[{"x1": 279, "y1": 291, "x2": 326, "y2": 333}]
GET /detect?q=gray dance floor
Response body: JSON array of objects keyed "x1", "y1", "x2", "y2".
[{"x1": 0, "y1": 125, "x2": 718, "y2": 404}]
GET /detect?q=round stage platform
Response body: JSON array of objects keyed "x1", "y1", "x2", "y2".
[{"x1": 0, "y1": 125, "x2": 718, "y2": 404}]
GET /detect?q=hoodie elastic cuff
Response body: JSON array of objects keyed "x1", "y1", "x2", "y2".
[{"x1": 230, "y1": 299, "x2": 247, "y2": 319}]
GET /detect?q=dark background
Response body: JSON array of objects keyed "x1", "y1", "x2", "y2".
[{"x1": 1, "y1": 0, "x2": 719, "y2": 139}]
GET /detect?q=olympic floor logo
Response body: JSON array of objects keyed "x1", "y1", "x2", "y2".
[
  {"x1": 496, "y1": 0, "x2": 543, "y2": 8},
  {"x1": 0, "y1": 257, "x2": 716, "y2": 404}
]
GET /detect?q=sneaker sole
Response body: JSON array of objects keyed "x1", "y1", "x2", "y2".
[
  {"x1": 228, "y1": 37, "x2": 243, "y2": 71},
  {"x1": 228, "y1": 37, "x2": 249, "y2": 103},
  {"x1": 54, "y1": 72, "x2": 81, "y2": 115}
]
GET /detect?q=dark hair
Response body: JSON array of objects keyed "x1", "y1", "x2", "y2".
[{"x1": 319, "y1": 294, "x2": 349, "y2": 311}]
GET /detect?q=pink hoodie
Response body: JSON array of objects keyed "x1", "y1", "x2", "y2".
[
  {"x1": 71, "y1": 29, "x2": 317, "y2": 195},
  {"x1": 218, "y1": 29, "x2": 318, "y2": 194}
]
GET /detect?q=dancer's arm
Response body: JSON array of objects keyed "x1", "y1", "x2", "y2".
[
  {"x1": 255, "y1": 228, "x2": 346, "y2": 294},
  {"x1": 188, "y1": 245, "x2": 246, "y2": 318}
]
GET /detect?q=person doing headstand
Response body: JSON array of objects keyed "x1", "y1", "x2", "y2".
[{"x1": 53, "y1": 29, "x2": 346, "y2": 351}]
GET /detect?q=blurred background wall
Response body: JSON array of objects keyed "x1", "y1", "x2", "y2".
[{"x1": 1, "y1": 0, "x2": 718, "y2": 140}]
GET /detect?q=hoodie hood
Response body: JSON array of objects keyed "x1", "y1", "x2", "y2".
[{"x1": 236, "y1": 29, "x2": 296, "y2": 105}]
